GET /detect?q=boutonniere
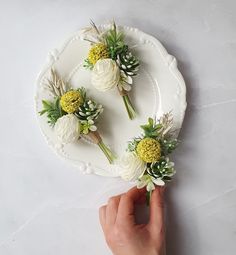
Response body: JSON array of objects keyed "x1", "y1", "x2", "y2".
[
  {"x1": 39, "y1": 69, "x2": 116, "y2": 163},
  {"x1": 83, "y1": 21, "x2": 140, "y2": 120},
  {"x1": 118, "y1": 113, "x2": 178, "y2": 202}
]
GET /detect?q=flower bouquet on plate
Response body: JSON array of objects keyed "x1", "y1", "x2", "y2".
[
  {"x1": 39, "y1": 69, "x2": 116, "y2": 163},
  {"x1": 118, "y1": 113, "x2": 178, "y2": 203},
  {"x1": 83, "y1": 21, "x2": 140, "y2": 120}
]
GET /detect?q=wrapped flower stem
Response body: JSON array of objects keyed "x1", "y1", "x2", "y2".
[
  {"x1": 98, "y1": 141, "x2": 116, "y2": 164},
  {"x1": 122, "y1": 95, "x2": 136, "y2": 120},
  {"x1": 119, "y1": 88, "x2": 136, "y2": 120},
  {"x1": 87, "y1": 131, "x2": 116, "y2": 163},
  {"x1": 146, "y1": 190, "x2": 152, "y2": 206}
]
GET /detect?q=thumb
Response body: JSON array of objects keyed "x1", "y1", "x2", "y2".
[
  {"x1": 116, "y1": 187, "x2": 146, "y2": 225},
  {"x1": 148, "y1": 187, "x2": 165, "y2": 233}
]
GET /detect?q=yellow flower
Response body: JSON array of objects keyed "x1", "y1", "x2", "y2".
[
  {"x1": 88, "y1": 43, "x2": 109, "y2": 65},
  {"x1": 136, "y1": 138, "x2": 161, "y2": 163},
  {"x1": 60, "y1": 90, "x2": 83, "y2": 113}
]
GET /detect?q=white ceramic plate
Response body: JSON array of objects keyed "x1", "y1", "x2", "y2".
[{"x1": 35, "y1": 25, "x2": 187, "y2": 177}]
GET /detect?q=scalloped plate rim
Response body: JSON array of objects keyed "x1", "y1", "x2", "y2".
[{"x1": 34, "y1": 24, "x2": 187, "y2": 177}]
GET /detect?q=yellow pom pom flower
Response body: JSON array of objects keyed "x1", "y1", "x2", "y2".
[
  {"x1": 60, "y1": 90, "x2": 83, "y2": 113},
  {"x1": 136, "y1": 137, "x2": 161, "y2": 163},
  {"x1": 88, "y1": 43, "x2": 109, "y2": 65}
]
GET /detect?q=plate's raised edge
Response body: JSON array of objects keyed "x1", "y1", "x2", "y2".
[{"x1": 34, "y1": 24, "x2": 187, "y2": 177}]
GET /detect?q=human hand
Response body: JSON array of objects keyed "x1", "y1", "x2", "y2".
[{"x1": 99, "y1": 187, "x2": 165, "y2": 255}]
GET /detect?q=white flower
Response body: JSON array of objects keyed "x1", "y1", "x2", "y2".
[
  {"x1": 54, "y1": 114, "x2": 80, "y2": 144},
  {"x1": 80, "y1": 119, "x2": 97, "y2": 135},
  {"x1": 118, "y1": 152, "x2": 146, "y2": 182},
  {"x1": 91, "y1": 59, "x2": 120, "y2": 92},
  {"x1": 137, "y1": 175, "x2": 165, "y2": 192}
]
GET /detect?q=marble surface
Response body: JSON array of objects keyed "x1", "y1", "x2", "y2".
[{"x1": 0, "y1": 0, "x2": 235, "y2": 254}]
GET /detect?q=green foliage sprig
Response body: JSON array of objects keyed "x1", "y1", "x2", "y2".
[
  {"x1": 39, "y1": 97, "x2": 65, "y2": 125},
  {"x1": 140, "y1": 117, "x2": 162, "y2": 138},
  {"x1": 105, "y1": 22, "x2": 125, "y2": 60}
]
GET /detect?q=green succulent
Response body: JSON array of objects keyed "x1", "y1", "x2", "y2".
[
  {"x1": 147, "y1": 157, "x2": 175, "y2": 182},
  {"x1": 75, "y1": 99, "x2": 103, "y2": 122},
  {"x1": 117, "y1": 45, "x2": 139, "y2": 77}
]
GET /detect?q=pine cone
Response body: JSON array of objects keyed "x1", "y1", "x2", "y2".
[{"x1": 117, "y1": 45, "x2": 139, "y2": 77}]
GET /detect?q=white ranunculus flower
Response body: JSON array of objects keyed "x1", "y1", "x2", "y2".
[
  {"x1": 119, "y1": 152, "x2": 146, "y2": 182},
  {"x1": 54, "y1": 114, "x2": 80, "y2": 144},
  {"x1": 91, "y1": 59, "x2": 120, "y2": 92}
]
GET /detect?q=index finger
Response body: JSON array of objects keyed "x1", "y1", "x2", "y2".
[{"x1": 116, "y1": 187, "x2": 146, "y2": 225}]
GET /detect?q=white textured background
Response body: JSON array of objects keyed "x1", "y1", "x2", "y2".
[{"x1": 1, "y1": 0, "x2": 236, "y2": 254}]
